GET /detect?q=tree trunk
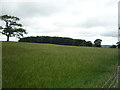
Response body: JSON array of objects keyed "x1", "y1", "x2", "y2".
[{"x1": 7, "y1": 35, "x2": 9, "y2": 42}]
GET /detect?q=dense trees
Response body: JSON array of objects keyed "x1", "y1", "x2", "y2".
[
  {"x1": 110, "y1": 45, "x2": 117, "y2": 48},
  {"x1": 94, "y1": 39, "x2": 102, "y2": 47},
  {"x1": 19, "y1": 36, "x2": 93, "y2": 47},
  {"x1": 0, "y1": 15, "x2": 27, "y2": 41}
]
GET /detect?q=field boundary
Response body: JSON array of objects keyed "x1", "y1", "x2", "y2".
[
  {"x1": 100, "y1": 66, "x2": 119, "y2": 89},
  {"x1": 118, "y1": 66, "x2": 120, "y2": 89}
]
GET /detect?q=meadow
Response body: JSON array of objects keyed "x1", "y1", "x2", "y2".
[{"x1": 2, "y1": 42, "x2": 118, "y2": 88}]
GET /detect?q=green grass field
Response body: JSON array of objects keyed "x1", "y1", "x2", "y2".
[{"x1": 2, "y1": 42, "x2": 118, "y2": 88}]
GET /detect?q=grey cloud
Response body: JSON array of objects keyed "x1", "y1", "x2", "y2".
[
  {"x1": 78, "y1": 16, "x2": 117, "y2": 28},
  {"x1": 118, "y1": 2, "x2": 120, "y2": 27},
  {"x1": 1, "y1": 2, "x2": 65, "y2": 18},
  {"x1": 54, "y1": 22, "x2": 76, "y2": 28},
  {"x1": 79, "y1": 20, "x2": 106, "y2": 28},
  {"x1": 101, "y1": 31, "x2": 118, "y2": 37},
  {"x1": 0, "y1": 0, "x2": 118, "y2": 45},
  {"x1": 17, "y1": 2, "x2": 62, "y2": 17}
]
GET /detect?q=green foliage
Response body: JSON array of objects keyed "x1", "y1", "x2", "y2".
[
  {"x1": 110, "y1": 45, "x2": 117, "y2": 48},
  {"x1": 0, "y1": 15, "x2": 27, "y2": 41},
  {"x1": 2, "y1": 42, "x2": 118, "y2": 88},
  {"x1": 19, "y1": 36, "x2": 93, "y2": 47},
  {"x1": 94, "y1": 39, "x2": 102, "y2": 47}
]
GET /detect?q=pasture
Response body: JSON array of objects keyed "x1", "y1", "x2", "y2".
[{"x1": 2, "y1": 42, "x2": 118, "y2": 88}]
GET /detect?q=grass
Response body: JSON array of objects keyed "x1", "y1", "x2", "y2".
[{"x1": 2, "y1": 42, "x2": 118, "y2": 88}]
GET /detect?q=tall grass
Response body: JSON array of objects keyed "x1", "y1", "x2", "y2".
[{"x1": 2, "y1": 42, "x2": 118, "y2": 88}]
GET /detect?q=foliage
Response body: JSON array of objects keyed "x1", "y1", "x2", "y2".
[
  {"x1": 110, "y1": 45, "x2": 117, "y2": 48},
  {"x1": 0, "y1": 15, "x2": 27, "y2": 41},
  {"x1": 2, "y1": 42, "x2": 118, "y2": 88},
  {"x1": 116, "y1": 41, "x2": 120, "y2": 48},
  {"x1": 19, "y1": 36, "x2": 93, "y2": 47},
  {"x1": 94, "y1": 39, "x2": 102, "y2": 47}
]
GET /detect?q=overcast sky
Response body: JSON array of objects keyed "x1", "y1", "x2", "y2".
[{"x1": 0, "y1": 0, "x2": 119, "y2": 45}]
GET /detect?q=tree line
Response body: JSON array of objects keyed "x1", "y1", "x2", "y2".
[
  {"x1": 19, "y1": 36, "x2": 102, "y2": 47},
  {"x1": 0, "y1": 15, "x2": 102, "y2": 47},
  {"x1": 1, "y1": 14, "x2": 119, "y2": 48}
]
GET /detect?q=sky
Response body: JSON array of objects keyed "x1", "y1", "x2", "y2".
[{"x1": 0, "y1": 0, "x2": 119, "y2": 45}]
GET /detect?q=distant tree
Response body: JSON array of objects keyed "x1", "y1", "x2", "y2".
[
  {"x1": 94, "y1": 39, "x2": 102, "y2": 47},
  {"x1": 0, "y1": 15, "x2": 27, "y2": 41},
  {"x1": 110, "y1": 45, "x2": 117, "y2": 48},
  {"x1": 85, "y1": 41, "x2": 93, "y2": 47},
  {"x1": 19, "y1": 36, "x2": 94, "y2": 47}
]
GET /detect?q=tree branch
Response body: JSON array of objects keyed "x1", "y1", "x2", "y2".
[
  {"x1": 0, "y1": 31, "x2": 7, "y2": 35},
  {"x1": 10, "y1": 22, "x2": 22, "y2": 27}
]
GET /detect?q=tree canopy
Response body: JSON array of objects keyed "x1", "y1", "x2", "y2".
[
  {"x1": 110, "y1": 45, "x2": 117, "y2": 48},
  {"x1": 19, "y1": 36, "x2": 93, "y2": 47},
  {"x1": 94, "y1": 39, "x2": 102, "y2": 47},
  {"x1": 0, "y1": 15, "x2": 27, "y2": 41},
  {"x1": 116, "y1": 41, "x2": 120, "y2": 48}
]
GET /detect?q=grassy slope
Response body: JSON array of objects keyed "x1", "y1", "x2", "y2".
[{"x1": 2, "y1": 42, "x2": 118, "y2": 88}]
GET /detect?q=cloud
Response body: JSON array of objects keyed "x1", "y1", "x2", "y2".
[
  {"x1": 0, "y1": 0, "x2": 118, "y2": 45},
  {"x1": 1, "y1": 2, "x2": 64, "y2": 18}
]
